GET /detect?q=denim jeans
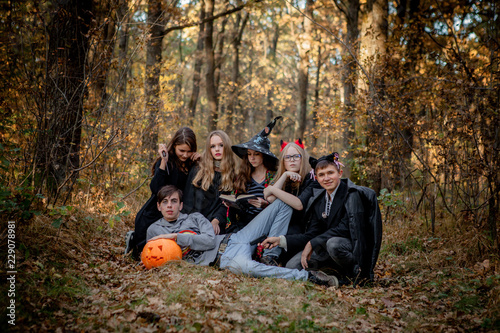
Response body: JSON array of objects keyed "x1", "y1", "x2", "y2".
[{"x1": 220, "y1": 199, "x2": 309, "y2": 281}]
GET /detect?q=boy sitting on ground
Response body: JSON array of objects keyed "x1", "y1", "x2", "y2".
[
  {"x1": 146, "y1": 184, "x2": 339, "y2": 286},
  {"x1": 261, "y1": 153, "x2": 382, "y2": 285}
]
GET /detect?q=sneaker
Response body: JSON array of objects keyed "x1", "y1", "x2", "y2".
[
  {"x1": 260, "y1": 256, "x2": 279, "y2": 266},
  {"x1": 124, "y1": 231, "x2": 135, "y2": 255},
  {"x1": 308, "y1": 270, "x2": 339, "y2": 287}
]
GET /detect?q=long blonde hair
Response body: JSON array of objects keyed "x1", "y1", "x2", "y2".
[
  {"x1": 273, "y1": 142, "x2": 311, "y2": 193},
  {"x1": 192, "y1": 130, "x2": 237, "y2": 191}
]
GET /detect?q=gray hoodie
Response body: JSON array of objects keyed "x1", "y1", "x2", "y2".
[{"x1": 146, "y1": 212, "x2": 225, "y2": 266}]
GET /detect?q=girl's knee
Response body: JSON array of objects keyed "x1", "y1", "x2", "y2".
[{"x1": 222, "y1": 255, "x2": 251, "y2": 275}]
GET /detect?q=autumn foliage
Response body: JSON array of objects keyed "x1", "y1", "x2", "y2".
[{"x1": 0, "y1": 0, "x2": 499, "y2": 331}]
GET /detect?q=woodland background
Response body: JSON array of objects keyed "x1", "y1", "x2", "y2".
[{"x1": 0, "y1": 0, "x2": 499, "y2": 331}]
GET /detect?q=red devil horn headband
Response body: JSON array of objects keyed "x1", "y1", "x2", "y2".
[{"x1": 280, "y1": 138, "x2": 305, "y2": 152}]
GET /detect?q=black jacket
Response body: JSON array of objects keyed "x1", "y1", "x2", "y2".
[
  {"x1": 182, "y1": 166, "x2": 227, "y2": 225},
  {"x1": 285, "y1": 179, "x2": 382, "y2": 282}
]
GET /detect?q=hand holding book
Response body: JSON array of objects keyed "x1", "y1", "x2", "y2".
[{"x1": 219, "y1": 194, "x2": 259, "y2": 209}]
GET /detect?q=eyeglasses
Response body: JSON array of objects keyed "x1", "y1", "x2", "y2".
[{"x1": 284, "y1": 154, "x2": 302, "y2": 161}]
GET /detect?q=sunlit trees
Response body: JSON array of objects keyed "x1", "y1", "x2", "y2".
[{"x1": 1, "y1": 0, "x2": 498, "y2": 254}]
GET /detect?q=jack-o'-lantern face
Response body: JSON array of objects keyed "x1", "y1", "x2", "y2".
[{"x1": 141, "y1": 238, "x2": 182, "y2": 269}]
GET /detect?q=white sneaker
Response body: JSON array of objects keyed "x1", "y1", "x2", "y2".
[{"x1": 124, "y1": 231, "x2": 134, "y2": 254}]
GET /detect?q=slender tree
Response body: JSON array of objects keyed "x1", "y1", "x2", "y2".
[
  {"x1": 205, "y1": 0, "x2": 218, "y2": 131},
  {"x1": 187, "y1": 0, "x2": 206, "y2": 125},
  {"x1": 295, "y1": 0, "x2": 314, "y2": 140}
]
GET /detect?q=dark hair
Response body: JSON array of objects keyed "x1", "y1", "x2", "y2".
[
  {"x1": 234, "y1": 153, "x2": 277, "y2": 193},
  {"x1": 315, "y1": 159, "x2": 340, "y2": 171},
  {"x1": 157, "y1": 185, "x2": 183, "y2": 203},
  {"x1": 151, "y1": 127, "x2": 198, "y2": 176}
]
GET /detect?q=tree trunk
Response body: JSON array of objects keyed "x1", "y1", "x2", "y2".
[
  {"x1": 227, "y1": 11, "x2": 249, "y2": 135},
  {"x1": 116, "y1": 0, "x2": 132, "y2": 121},
  {"x1": 205, "y1": 0, "x2": 218, "y2": 131},
  {"x1": 358, "y1": 0, "x2": 387, "y2": 92},
  {"x1": 340, "y1": 0, "x2": 360, "y2": 152},
  {"x1": 143, "y1": 0, "x2": 166, "y2": 160},
  {"x1": 295, "y1": 0, "x2": 314, "y2": 140},
  {"x1": 92, "y1": 0, "x2": 118, "y2": 118},
  {"x1": 312, "y1": 43, "x2": 322, "y2": 147},
  {"x1": 359, "y1": 0, "x2": 388, "y2": 193},
  {"x1": 214, "y1": 14, "x2": 229, "y2": 95},
  {"x1": 187, "y1": 0, "x2": 206, "y2": 125},
  {"x1": 36, "y1": 0, "x2": 93, "y2": 200}
]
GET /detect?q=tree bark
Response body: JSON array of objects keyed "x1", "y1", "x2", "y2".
[
  {"x1": 214, "y1": 11, "x2": 229, "y2": 95},
  {"x1": 187, "y1": 0, "x2": 206, "y2": 125},
  {"x1": 359, "y1": 0, "x2": 388, "y2": 193},
  {"x1": 312, "y1": 43, "x2": 322, "y2": 147},
  {"x1": 205, "y1": 0, "x2": 218, "y2": 131},
  {"x1": 116, "y1": 0, "x2": 132, "y2": 120},
  {"x1": 92, "y1": 0, "x2": 118, "y2": 118},
  {"x1": 358, "y1": 0, "x2": 387, "y2": 92},
  {"x1": 142, "y1": 0, "x2": 168, "y2": 159},
  {"x1": 227, "y1": 11, "x2": 249, "y2": 134},
  {"x1": 335, "y1": 0, "x2": 360, "y2": 151},
  {"x1": 295, "y1": 0, "x2": 314, "y2": 140},
  {"x1": 36, "y1": 0, "x2": 93, "y2": 199}
]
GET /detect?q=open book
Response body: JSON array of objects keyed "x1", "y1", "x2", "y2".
[{"x1": 219, "y1": 194, "x2": 258, "y2": 209}]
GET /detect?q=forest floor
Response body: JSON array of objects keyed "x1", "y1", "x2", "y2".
[{"x1": 2, "y1": 198, "x2": 500, "y2": 332}]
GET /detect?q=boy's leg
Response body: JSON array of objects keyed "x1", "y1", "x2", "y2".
[
  {"x1": 285, "y1": 251, "x2": 302, "y2": 270},
  {"x1": 285, "y1": 250, "x2": 331, "y2": 270},
  {"x1": 326, "y1": 237, "x2": 355, "y2": 269}
]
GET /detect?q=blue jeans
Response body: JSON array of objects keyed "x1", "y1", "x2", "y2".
[{"x1": 220, "y1": 199, "x2": 309, "y2": 281}]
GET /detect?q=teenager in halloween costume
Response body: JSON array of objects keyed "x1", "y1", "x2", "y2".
[
  {"x1": 227, "y1": 117, "x2": 281, "y2": 233},
  {"x1": 147, "y1": 185, "x2": 338, "y2": 286},
  {"x1": 258, "y1": 139, "x2": 320, "y2": 266},
  {"x1": 182, "y1": 130, "x2": 238, "y2": 235},
  {"x1": 147, "y1": 185, "x2": 217, "y2": 264},
  {"x1": 125, "y1": 127, "x2": 199, "y2": 258},
  {"x1": 261, "y1": 153, "x2": 383, "y2": 285}
]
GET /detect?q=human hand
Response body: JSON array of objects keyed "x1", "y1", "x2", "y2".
[
  {"x1": 191, "y1": 152, "x2": 201, "y2": 161},
  {"x1": 261, "y1": 236, "x2": 280, "y2": 249},
  {"x1": 301, "y1": 242, "x2": 313, "y2": 269},
  {"x1": 211, "y1": 219, "x2": 220, "y2": 235},
  {"x1": 248, "y1": 197, "x2": 269, "y2": 209},
  {"x1": 286, "y1": 171, "x2": 301, "y2": 183},
  {"x1": 158, "y1": 144, "x2": 168, "y2": 161},
  {"x1": 150, "y1": 233, "x2": 177, "y2": 242}
]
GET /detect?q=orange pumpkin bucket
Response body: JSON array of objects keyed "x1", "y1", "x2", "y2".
[{"x1": 141, "y1": 238, "x2": 183, "y2": 269}]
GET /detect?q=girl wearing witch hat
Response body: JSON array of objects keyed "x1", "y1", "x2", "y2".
[{"x1": 227, "y1": 117, "x2": 281, "y2": 232}]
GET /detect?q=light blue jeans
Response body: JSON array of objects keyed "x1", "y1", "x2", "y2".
[{"x1": 220, "y1": 199, "x2": 309, "y2": 281}]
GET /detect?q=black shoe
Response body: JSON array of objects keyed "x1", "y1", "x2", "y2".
[
  {"x1": 260, "y1": 256, "x2": 279, "y2": 266},
  {"x1": 308, "y1": 270, "x2": 339, "y2": 287},
  {"x1": 124, "y1": 231, "x2": 135, "y2": 254}
]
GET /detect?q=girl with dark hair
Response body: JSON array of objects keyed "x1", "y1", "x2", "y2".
[
  {"x1": 227, "y1": 117, "x2": 281, "y2": 232},
  {"x1": 182, "y1": 130, "x2": 238, "y2": 235},
  {"x1": 125, "y1": 127, "x2": 200, "y2": 258}
]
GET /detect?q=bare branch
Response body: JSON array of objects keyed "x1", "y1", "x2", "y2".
[{"x1": 162, "y1": 1, "x2": 260, "y2": 36}]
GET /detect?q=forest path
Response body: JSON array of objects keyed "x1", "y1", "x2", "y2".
[{"x1": 11, "y1": 218, "x2": 499, "y2": 332}]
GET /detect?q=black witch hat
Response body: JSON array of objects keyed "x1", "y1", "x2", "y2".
[{"x1": 231, "y1": 116, "x2": 282, "y2": 161}]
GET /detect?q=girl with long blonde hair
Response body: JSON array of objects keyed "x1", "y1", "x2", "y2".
[{"x1": 183, "y1": 130, "x2": 238, "y2": 234}]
